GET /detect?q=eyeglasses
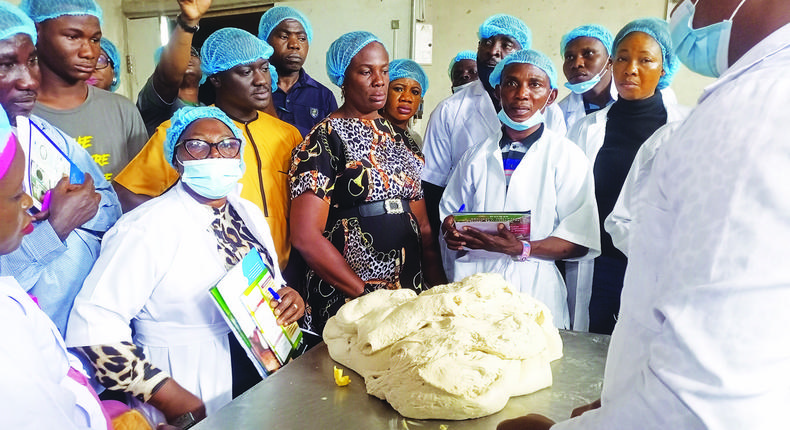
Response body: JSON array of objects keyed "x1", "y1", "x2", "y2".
[
  {"x1": 177, "y1": 137, "x2": 242, "y2": 159},
  {"x1": 96, "y1": 53, "x2": 113, "y2": 70}
]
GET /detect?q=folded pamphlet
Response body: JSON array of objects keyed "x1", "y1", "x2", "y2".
[{"x1": 210, "y1": 248, "x2": 303, "y2": 377}]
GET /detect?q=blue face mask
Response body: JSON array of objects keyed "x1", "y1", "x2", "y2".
[
  {"x1": 497, "y1": 97, "x2": 549, "y2": 131},
  {"x1": 181, "y1": 158, "x2": 243, "y2": 199},
  {"x1": 669, "y1": 0, "x2": 748, "y2": 78},
  {"x1": 564, "y1": 60, "x2": 610, "y2": 94}
]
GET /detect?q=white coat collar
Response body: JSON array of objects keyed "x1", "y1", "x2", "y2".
[
  {"x1": 172, "y1": 181, "x2": 245, "y2": 227},
  {"x1": 699, "y1": 23, "x2": 790, "y2": 104},
  {"x1": 464, "y1": 80, "x2": 498, "y2": 121}
]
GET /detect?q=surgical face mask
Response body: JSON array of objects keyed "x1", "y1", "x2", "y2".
[
  {"x1": 669, "y1": 0, "x2": 748, "y2": 78},
  {"x1": 180, "y1": 158, "x2": 243, "y2": 200},
  {"x1": 497, "y1": 97, "x2": 549, "y2": 131},
  {"x1": 452, "y1": 81, "x2": 476, "y2": 93},
  {"x1": 564, "y1": 60, "x2": 610, "y2": 94}
]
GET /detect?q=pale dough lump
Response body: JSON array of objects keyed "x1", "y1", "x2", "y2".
[{"x1": 324, "y1": 272, "x2": 563, "y2": 420}]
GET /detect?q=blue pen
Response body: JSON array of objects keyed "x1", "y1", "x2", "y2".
[
  {"x1": 268, "y1": 287, "x2": 281, "y2": 301},
  {"x1": 458, "y1": 204, "x2": 465, "y2": 212}
]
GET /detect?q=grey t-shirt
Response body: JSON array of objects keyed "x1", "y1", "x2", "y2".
[{"x1": 32, "y1": 85, "x2": 148, "y2": 182}]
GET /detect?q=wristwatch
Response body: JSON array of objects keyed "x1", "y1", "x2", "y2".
[
  {"x1": 176, "y1": 14, "x2": 199, "y2": 33},
  {"x1": 516, "y1": 240, "x2": 531, "y2": 262}
]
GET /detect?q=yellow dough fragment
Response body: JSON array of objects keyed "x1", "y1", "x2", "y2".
[{"x1": 334, "y1": 366, "x2": 351, "y2": 386}]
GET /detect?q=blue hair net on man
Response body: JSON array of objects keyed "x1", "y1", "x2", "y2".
[
  {"x1": 325, "y1": 31, "x2": 385, "y2": 87},
  {"x1": 612, "y1": 17, "x2": 679, "y2": 90},
  {"x1": 257, "y1": 6, "x2": 313, "y2": 43},
  {"x1": 0, "y1": 2, "x2": 37, "y2": 44},
  {"x1": 489, "y1": 49, "x2": 558, "y2": 90},
  {"x1": 200, "y1": 27, "x2": 277, "y2": 92},
  {"x1": 560, "y1": 24, "x2": 614, "y2": 56},
  {"x1": 478, "y1": 14, "x2": 531, "y2": 50},
  {"x1": 389, "y1": 59, "x2": 428, "y2": 97},
  {"x1": 447, "y1": 50, "x2": 476, "y2": 78},
  {"x1": 99, "y1": 38, "x2": 120, "y2": 92},
  {"x1": 164, "y1": 106, "x2": 246, "y2": 169},
  {"x1": 19, "y1": 0, "x2": 102, "y2": 25}
]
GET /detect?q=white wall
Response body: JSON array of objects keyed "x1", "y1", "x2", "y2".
[{"x1": 273, "y1": 0, "x2": 415, "y2": 105}]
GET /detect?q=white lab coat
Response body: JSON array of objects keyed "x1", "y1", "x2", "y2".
[
  {"x1": 559, "y1": 86, "x2": 679, "y2": 132},
  {"x1": 67, "y1": 182, "x2": 283, "y2": 416},
  {"x1": 566, "y1": 90, "x2": 690, "y2": 160},
  {"x1": 604, "y1": 121, "x2": 682, "y2": 256},
  {"x1": 557, "y1": 82, "x2": 619, "y2": 131},
  {"x1": 562, "y1": 90, "x2": 689, "y2": 331},
  {"x1": 0, "y1": 277, "x2": 108, "y2": 430},
  {"x1": 439, "y1": 127, "x2": 600, "y2": 329},
  {"x1": 422, "y1": 79, "x2": 566, "y2": 187},
  {"x1": 553, "y1": 23, "x2": 790, "y2": 430}
]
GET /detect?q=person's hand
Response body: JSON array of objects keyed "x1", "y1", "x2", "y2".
[
  {"x1": 34, "y1": 174, "x2": 100, "y2": 241},
  {"x1": 497, "y1": 414, "x2": 555, "y2": 430},
  {"x1": 441, "y1": 215, "x2": 473, "y2": 250},
  {"x1": 460, "y1": 223, "x2": 523, "y2": 256},
  {"x1": 570, "y1": 398, "x2": 601, "y2": 418},
  {"x1": 272, "y1": 286, "x2": 304, "y2": 326},
  {"x1": 177, "y1": 0, "x2": 211, "y2": 24}
]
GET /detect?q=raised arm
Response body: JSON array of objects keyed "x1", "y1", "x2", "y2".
[{"x1": 151, "y1": 0, "x2": 212, "y2": 103}]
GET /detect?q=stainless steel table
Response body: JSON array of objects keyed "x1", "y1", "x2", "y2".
[{"x1": 195, "y1": 330, "x2": 609, "y2": 429}]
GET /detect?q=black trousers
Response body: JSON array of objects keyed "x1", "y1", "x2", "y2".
[{"x1": 588, "y1": 255, "x2": 628, "y2": 335}]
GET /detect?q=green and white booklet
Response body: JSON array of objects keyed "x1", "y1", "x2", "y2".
[
  {"x1": 452, "y1": 211, "x2": 531, "y2": 258},
  {"x1": 210, "y1": 248, "x2": 303, "y2": 377}
]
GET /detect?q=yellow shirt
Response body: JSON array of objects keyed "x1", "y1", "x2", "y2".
[{"x1": 114, "y1": 111, "x2": 302, "y2": 270}]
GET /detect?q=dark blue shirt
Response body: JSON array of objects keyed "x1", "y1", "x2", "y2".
[{"x1": 273, "y1": 69, "x2": 338, "y2": 137}]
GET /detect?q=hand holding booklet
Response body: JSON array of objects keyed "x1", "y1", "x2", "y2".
[
  {"x1": 452, "y1": 211, "x2": 531, "y2": 259},
  {"x1": 210, "y1": 248, "x2": 303, "y2": 377},
  {"x1": 16, "y1": 115, "x2": 84, "y2": 211}
]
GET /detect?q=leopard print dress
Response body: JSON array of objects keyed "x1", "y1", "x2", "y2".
[{"x1": 289, "y1": 117, "x2": 427, "y2": 334}]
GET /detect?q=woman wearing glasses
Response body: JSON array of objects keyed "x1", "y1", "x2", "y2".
[
  {"x1": 88, "y1": 38, "x2": 121, "y2": 92},
  {"x1": 66, "y1": 106, "x2": 304, "y2": 425}
]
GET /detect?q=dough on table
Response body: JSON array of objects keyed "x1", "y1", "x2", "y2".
[{"x1": 323, "y1": 272, "x2": 563, "y2": 420}]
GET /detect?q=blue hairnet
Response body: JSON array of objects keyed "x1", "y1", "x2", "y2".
[
  {"x1": 489, "y1": 49, "x2": 558, "y2": 90},
  {"x1": 448, "y1": 50, "x2": 476, "y2": 78},
  {"x1": 258, "y1": 6, "x2": 313, "y2": 43},
  {"x1": 560, "y1": 24, "x2": 614, "y2": 56},
  {"x1": 612, "y1": 17, "x2": 678, "y2": 90},
  {"x1": 19, "y1": 0, "x2": 102, "y2": 25},
  {"x1": 100, "y1": 38, "x2": 120, "y2": 92},
  {"x1": 154, "y1": 45, "x2": 207, "y2": 87},
  {"x1": 389, "y1": 59, "x2": 428, "y2": 97},
  {"x1": 478, "y1": 14, "x2": 531, "y2": 50},
  {"x1": 325, "y1": 31, "x2": 385, "y2": 87},
  {"x1": 200, "y1": 28, "x2": 277, "y2": 91},
  {"x1": 0, "y1": 2, "x2": 37, "y2": 44},
  {"x1": 164, "y1": 106, "x2": 246, "y2": 169},
  {"x1": 269, "y1": 63, "x2": 278, "y2": 93}
]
